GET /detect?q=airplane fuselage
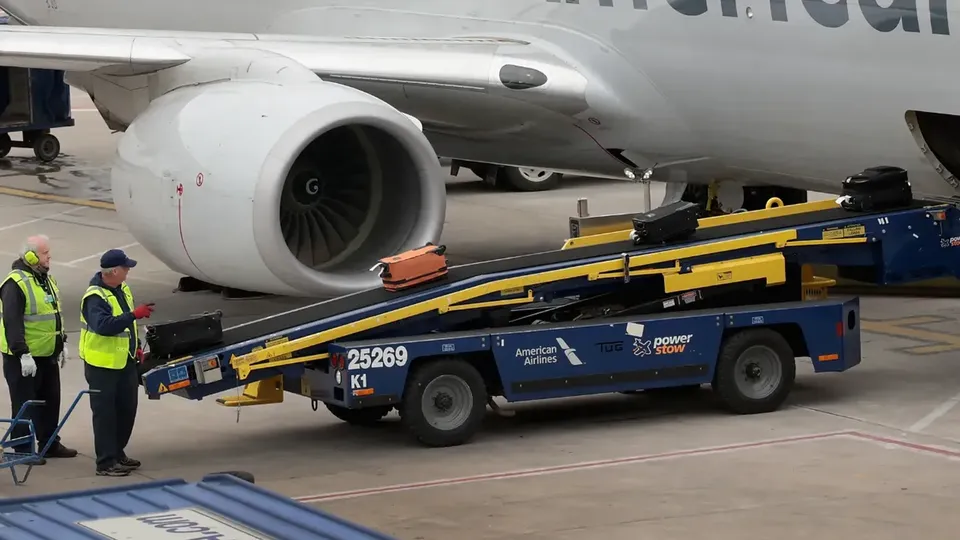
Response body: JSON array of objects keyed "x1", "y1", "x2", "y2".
[{"x1": 2, "y1": 0, "x2": 959, "y2": 199}]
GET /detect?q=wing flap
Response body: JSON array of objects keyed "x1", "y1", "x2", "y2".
[{"x1": 0, "y1": 26, "x2": 191, "y2": 74}]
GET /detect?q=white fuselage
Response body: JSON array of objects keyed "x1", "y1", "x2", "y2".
[{"x1": 2, "y1": 0, "x2": 958, "y2": 199}]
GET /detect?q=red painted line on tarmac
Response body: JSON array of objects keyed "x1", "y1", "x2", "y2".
[
  {"x1": 848, "y1": 431, "x2": 960, "y2": 459},
  {"x1": 294, "y1": 430, "x2": 855, "y2": 504}
]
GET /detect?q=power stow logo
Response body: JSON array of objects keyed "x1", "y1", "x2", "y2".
[{"x1": 625, "y1": 322, "x2": 693, "y2": 357}]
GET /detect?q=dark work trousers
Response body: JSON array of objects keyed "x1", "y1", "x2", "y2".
[
  {"x1": 83, "y1": 358, "x2": 138, "y2": 469},
  {"x1": 2, "y1": 352, "x2": 62, "y2": 454}
]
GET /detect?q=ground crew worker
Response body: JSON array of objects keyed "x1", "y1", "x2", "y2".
[
  {"x1": 79, "y1": 248, "x2": 154, "y2": 477},
  {"x1": 0, "y1": 234, "x2": 77, "y2": 464}
]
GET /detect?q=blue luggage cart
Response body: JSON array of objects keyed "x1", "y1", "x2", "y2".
[
  {"x1": 0, "y1": 390, "x2": 94, "y2": 485},
  {"x1": 0, "y1": 472, "x2": 396, "y2": 539},
  {"x1": 0, "y1": 66, "x2": 75, "y2": 162}
]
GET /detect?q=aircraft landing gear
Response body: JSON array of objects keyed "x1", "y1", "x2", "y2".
[
  {"x1": 448, "y1": 160, "x2": 564, "y2": 192},
  {"x1": 681, "y1": 181, "x2": 808, "y2": 217}
]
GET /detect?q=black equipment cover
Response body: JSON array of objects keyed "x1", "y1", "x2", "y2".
[
  {"x1": 840, "y1": 166, "x2": 913, "y2": 212},
  {"x1": 145, "y1": 310, "x2": 224, "y2": 360},
  {"x1": 632, "y1": 201, "x2": 700, "y2": 244}
]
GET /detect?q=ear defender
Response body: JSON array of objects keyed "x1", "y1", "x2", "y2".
[{"x1": 23, "y1": 250, "x2": 39, "y2": 266}]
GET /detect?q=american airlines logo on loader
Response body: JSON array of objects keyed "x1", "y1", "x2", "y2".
[
  {"x1": 515, "y1": 338, "x2": 585, "y2": 366},
  {"x1": 625, "y1": 322, "x2": 693, "y2": 357}
]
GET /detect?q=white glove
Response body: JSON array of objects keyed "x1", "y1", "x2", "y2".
[
  {"x1": 20, "y1": 353, "x2": 36, "y2": 377},
  {"x1": 59, "y1": 349, "x2": 68, "y2": 368}
]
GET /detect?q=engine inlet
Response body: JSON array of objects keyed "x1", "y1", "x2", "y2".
[{"x1": 278, "y1": 124, "x2": 430, "y2": 276}]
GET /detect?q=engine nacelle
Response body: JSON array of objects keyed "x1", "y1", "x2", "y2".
[{"x1": 112, "y1": 78, "x2": 446, "y2": 297}]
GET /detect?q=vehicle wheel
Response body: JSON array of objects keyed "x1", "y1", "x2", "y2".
[
  {"x1": 400, "y1": 359, "x2": 487, "y2": 447},
  {"x1": 712, "y1": 328, "x2": 796, "y2": 414},
  {"x1": 498, "y1": 166, "x2": 562, "y2": 192},
  {"x1": 33, "y1": 133, "x2": 60, "y2": 162},
  {"x1": 324, "y1": 403, "x2": 392, "y2": 426},
  {"x1": 0, "y1": 133, "x2": 11, "y2": 158}
]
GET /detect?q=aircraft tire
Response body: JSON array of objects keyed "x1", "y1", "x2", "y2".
[{"x1": 498, "y1": 166, "x2": 562, "y2": 191}]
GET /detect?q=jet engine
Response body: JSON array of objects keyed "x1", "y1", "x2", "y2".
[{"x1": 111, "y1": 77, "x2": 446, "y2": 297}]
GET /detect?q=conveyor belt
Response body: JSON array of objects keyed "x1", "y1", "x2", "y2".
[{"x1": 219, "y1": 201, "x2": 926, "y2": 347}]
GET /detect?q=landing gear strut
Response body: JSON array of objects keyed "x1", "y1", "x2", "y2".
[{"x1": 682, "y1": 183, "x2": 808, "y2": 216}]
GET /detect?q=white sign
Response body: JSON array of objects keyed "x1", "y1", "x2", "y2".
[{"x1": 77, "y1": 508, "x2": 269, "y2": 540}]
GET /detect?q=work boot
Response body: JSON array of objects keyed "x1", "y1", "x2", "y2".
[
  {"x1": 45, "y1": 442, "x2": 78, "y2": 458},
  {"x1": 96, "y1": 463, "x2": 132, "y2": 477},
  {"x1": 118, "y1": 456, "x2": 141, "y2": 469}
]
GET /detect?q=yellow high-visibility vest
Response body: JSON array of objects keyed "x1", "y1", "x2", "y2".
[
  {"x1": 0, "y1": 269, "x2": 63, "y2": 357},
  {"x1": 78, "y1": 283, "x2": 137, "y2": 370}
]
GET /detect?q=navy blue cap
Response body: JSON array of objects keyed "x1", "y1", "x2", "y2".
[{"x1": 100, "y1": 248, "x2": 137, "y2": 269}]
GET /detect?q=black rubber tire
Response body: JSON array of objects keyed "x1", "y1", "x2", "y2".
[
  {"x1": 400, "y1": 359, "x2": 487, "y2": 447},
  {"x1": 498, "y1": 166, "x2": 562, "y2": 192},
  {"x1": 325, "y1": 403, "x2": 392, "y2": 426},
  {"x1": 0, "y1": 133, "x2": 11, "y2": 158},
  {"x1": 712, "y1": 328, "x2": 796, "y2": 414},
  {"x1": 33, "y1": 133, "x2": 60, "y2": 162}
]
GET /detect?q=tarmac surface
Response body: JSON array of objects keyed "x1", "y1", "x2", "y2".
[{"x1": 0, "y1": 89, "x2": 959, "y2": 539}]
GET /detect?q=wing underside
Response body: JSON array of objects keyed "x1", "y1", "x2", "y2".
[
  {"x1": 0, "y1": 25, "x2": 590, "y2": 113},
  {"x1": 0, "y1": 25, "x2": 637, "y2": 176}
]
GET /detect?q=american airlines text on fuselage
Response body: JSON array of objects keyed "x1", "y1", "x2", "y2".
[{"x1": 548, "y1": 0, "x2": 950, "y2": 35}]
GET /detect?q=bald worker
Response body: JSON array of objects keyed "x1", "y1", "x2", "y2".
[{"x1": 0, "y1": 234, "x2": 77, "y2": 464}]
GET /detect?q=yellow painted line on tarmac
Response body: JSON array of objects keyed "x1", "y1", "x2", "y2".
[
  {"x1": 861, "y1": 316, "x2": 960, "y2": 355},
  {"x1": 864, "y1": 316, "x2": 945, "y2": 327},
  {"x1": 0, "y1": 186, "x2": 115, "y2": 210},
  {"x1": 904, "y1": 343, "x2": 960, "y2": 355}
]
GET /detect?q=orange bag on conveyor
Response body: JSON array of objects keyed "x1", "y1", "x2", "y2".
[{"x1": 375, "y1": 242, "x2": 448, "y2": 291}]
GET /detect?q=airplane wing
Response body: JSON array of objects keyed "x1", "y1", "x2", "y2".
[
  {"x1": 0, "y1": 25, "x2": 641, "y2": 177},
  {"x1": 0, "y1": 25, "x2": 591, "y2": 117}
]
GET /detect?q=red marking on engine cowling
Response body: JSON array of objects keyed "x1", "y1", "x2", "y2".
[{"x1": 177, "y1": 190, "x2": 208, "y2": 280}]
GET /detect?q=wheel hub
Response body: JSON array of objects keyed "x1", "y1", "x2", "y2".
[
  {"x1": 420, "y1": 374, "x2": 474, "y2": 431},
  {"x1": 733, "y1": 345, "x2": 783, "y2": 401},
  {"x1": 433, "y1": 392, "x2": 453, "y2": 412}
]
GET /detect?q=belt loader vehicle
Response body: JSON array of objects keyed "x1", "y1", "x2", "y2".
[{"x1": 138, "y1": 167, "x2": 958, "y2": 447}]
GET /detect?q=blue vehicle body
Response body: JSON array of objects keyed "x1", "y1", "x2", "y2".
[
  {"x1": 323, "y1": 298, "x2": 860, "y2": 408},
  {"x1": 0, "y1": 21, "x2": 74, "y2": 162}
]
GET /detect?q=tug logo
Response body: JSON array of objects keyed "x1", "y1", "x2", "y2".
[{"x1": 625, "y1": 322, "x2": 693, "y2": 357}]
